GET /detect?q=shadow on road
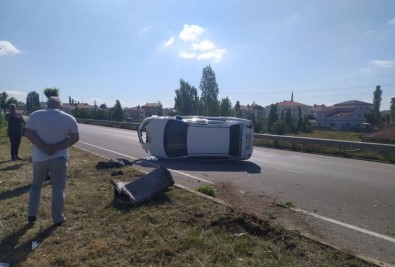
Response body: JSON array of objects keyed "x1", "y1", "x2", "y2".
[{"x1": 133, "y1": 158, "x2": 261, "y2": 174}]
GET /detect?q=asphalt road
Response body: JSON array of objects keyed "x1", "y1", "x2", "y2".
[{"x1": 75, "y1": 123, "x2": 395, "y2": 266}]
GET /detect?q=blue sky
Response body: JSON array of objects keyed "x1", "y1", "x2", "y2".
[{"x1": 1, "y1": 0, "x2": 395, "y2": 110}]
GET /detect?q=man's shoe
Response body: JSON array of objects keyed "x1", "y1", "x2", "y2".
[
  {"x1": 16, "y1": 157, "x2": 23, "y2": 160},
  {"x1": 28, "y1": 216, "x2": 37, "y2": 223}
]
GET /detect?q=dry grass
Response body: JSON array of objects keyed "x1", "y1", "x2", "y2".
[
  {"x1": 290, "y1": 129, "x2": 364, "y2": 141},
  {"x1": 0, "y1": 136, "x2": 376, "y2": 266}
]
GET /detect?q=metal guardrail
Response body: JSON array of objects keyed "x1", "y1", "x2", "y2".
[
  {"x1": 254, "y1": 134, "x2": 395, "y2": 153},
  {"x1": 77, "y1": 119, "x2": 395, "y2": 153}
]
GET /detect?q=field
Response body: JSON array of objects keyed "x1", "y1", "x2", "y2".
[
  {"x1": 0, "y1": 135, "x2": 376, "y2": 266},
  {"x1": 255, "y1": 129, "x2": 395, "y2": 163}
]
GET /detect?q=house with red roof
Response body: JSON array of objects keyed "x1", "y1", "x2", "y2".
[{"x1": 315, "y1": 100, "x2": 372, "y2": 130}]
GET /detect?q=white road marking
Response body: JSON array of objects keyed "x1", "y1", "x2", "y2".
[
  {"x1": 261, "y1": 164, "x2": 303, "y2": 174},
  {"x1": 77, "y1": 141, "x2": 394, "y2": 244},
  {"x1": 294, "y1": 208, "x2": 395, "y2": 244},
  {"x1": 77, "y1": 141, "x2": 214, "y2": 184}
]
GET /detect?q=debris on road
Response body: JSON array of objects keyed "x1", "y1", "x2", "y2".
[{"x1": 95, "y1": 158, "x2": 134, "y2": 169}]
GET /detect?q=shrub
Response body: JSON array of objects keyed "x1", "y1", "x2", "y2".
[{"x1": 196, "y1": 185, "x2": 215, "y2": 197}]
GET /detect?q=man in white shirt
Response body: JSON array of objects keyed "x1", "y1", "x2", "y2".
[{"x1": 25, "y1": 97, "x2": 79, "y2": 226}]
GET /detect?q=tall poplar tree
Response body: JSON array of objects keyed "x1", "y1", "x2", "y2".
[
  {"x1": 219, "y1": 97, "x2": 232, "y2": 116},
  {"x1": 390, "y1": 97, "x2": 395, "y2": 125},
  {"x1": 156, "y1": 101, "x2": 163, "y2": 116},
  {"x1": 199, "y1": 65, "x2": 219, "y2": 116},
  {"x1": 112, "y1": 100, "x2": 124, "y2": 121},
  {"x1": 366, "y1": 85, "x2": 383, "y2": 126},
  {"x1": 174, "y1": 79, "x2": 199, "y2": 115},
  {"x1": 234, "y1": 101, "x2": 242, "y2": 117},
  {"x1": 372, "y1": 85, "x2": 382, "y2": 122},
  {"x1": 26, "y1": 91, "x2": 41, "y2": 113},
  {"x1": 268, "y1": 104, "x2": 278, "y2": 129}
]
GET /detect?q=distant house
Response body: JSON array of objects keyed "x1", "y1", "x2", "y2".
[
  {"x1": 163, "y1": 108, "x2": 176, "y2": 116},
  {"x1": 238, "y1": 104, "x2": 265, "y2": 118},
  {"x1": 141, "y1": 102, "x2": 158, "y2": 117},
  {"x1": 265, "y1": 100, "x2": 313, "y2": 119},
  {"x1": 315, "y1": 100, "x2": 372, "y2": 130},
  {"x1": 62, "y1": 103, "x2": 96, "y2": 115},
  {"x1": 15, "y1": 103, "x2": 27, "y2": 114},
  {"x1": 62, "y1": 103, "x2": 73, "y2": 114},
  {"x1": 124, "y1": 106, "x2": 145, "y2": 121}
]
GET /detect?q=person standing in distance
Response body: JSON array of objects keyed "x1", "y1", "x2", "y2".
[
  {"x1": 25, "y1": 97, "x2": 79, "y2": 226},
  {"x1": 7, "y1": 104, "x2": 25, "y2": 161}
]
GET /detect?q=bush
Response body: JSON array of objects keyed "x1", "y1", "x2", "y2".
[{"x1": 196, "y1": 185, "x2": 215, "y2": 197}]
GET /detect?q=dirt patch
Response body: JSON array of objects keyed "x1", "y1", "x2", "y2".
[{"x1": 214, "y1": 182, "x2": 319, "y2": 239}]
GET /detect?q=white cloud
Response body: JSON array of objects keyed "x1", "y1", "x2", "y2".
[
  {"x1": 178, "y1": 51, "x2": 196, "y2": 59},
  {"x1": 164, "y1": 24, "x2": 227, "y2": 63},
  {"x1": 192, "y1": 40, "x2": 215, "y2": 51},
  {"x1": 138, "y1": 26, "x2": 152, "y2": 34},
  {"x1": 179, "y1": 24, "x2": 204, "y2": 41},
  {"x1": 371, "y1": 60, "x2": 395, "y2": 68},
  {"x1": 5, "y1": 90, "x2": 27, "y2": 101},
  {"x1": 164, "y1": 36, "x2": 175, "y2": 47},
  {"x1": 0, "y1": 41, "x2": 22, "y2": 56},
  {"x1": 388, "y1": 18, "x2": 395, "y2": 25},
  {"x1": 363, "y1": 29, "x2": 377, "y2": 35},
  {"x1": 178, "y1": 48, "x2": 227, "y2": 63},
  {"x1": 197, "y1": 49, "x2": 227, "y2": 63}
]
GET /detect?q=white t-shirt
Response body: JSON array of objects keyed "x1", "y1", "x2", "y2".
[{"x1": 26, "y1": 109, "x2": 79, "y2": 162}]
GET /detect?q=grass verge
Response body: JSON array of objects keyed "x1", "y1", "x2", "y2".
[{"x1": 0, "y1": 137, "x2": 376, "y2": 266}]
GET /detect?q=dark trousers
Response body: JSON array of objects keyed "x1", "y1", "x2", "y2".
[{"x1": 9, "y1": 134, "x2": 22, "y2": 160}]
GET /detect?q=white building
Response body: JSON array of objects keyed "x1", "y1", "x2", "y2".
[{"x1": 315, "y1": 100, "x2": 372, "y2": 130}]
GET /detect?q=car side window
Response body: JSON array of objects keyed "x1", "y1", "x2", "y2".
[{"x1": 164, "y1": 120, "x2": 188, "y2": 157}]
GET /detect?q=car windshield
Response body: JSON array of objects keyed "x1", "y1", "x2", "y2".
[{"x1": 164, "y1": 120, "x2": 188, "y2": 157}]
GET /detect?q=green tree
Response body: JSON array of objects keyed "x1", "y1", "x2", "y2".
[
  {"x1": 0, "y1": 92, "x2": 9, "y2": 114},
  {"x1": 26, "y1": 91, "x2": 41, "y2": 113},
  {"x1": 72, "y1": 107, "x2": 93, "y2": 119},
  {"x1": 199, "y1": 65, "x2": 219, "y2": 116},
  {"x1": 234, "y1": 101, "x2": 242, "y2": 118},
  {"x1": 268, "y1": 104, "x2": 278, "y2": 129},
  {"x1": 270, "y1": 120, "x2": 289, "y2": 135},
  {"x1": 302, "y1": 116, "x2": 312, "y2": 133},
  {"x1": 43, "y1": 87, "x2": 60, "y2": 98},
  {"x1": 3, "y1": 97, "x2": 18, "y2": 113},
  {"x1": 156, "y1": 101, "x2": 163, "y2": 116},
  {"x1": 112, "y1": 100, "x2": 124, "y2": 121},
  {"x1": 174, "y1": 79, "x2": 199, "y2": 115},
  {"x1": 390, "y1": 97, "x2": 395, "y2": 125},
  {"x1": 254, "y1": 115, "x2": 267, "y2": 133},
  {"x1": 285, "y1": 109, "x2": 294, "y2": 132},
  {"x1": 367, "y1": 85, "x2": 382, "y2": 127},
  {"x1": 297, "y1": 107, "x2": 303, "y2": 132},
  {"x1": 219, "y1": 97, "x2": 232, "y2": 116}
]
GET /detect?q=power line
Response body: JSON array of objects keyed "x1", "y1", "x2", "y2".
[
  {"x1": 221, "y1": 74, "x2": 395, "y2": 90},
  {"x1": 221, "y1": 83, "x2": 395, "y2": 95}
]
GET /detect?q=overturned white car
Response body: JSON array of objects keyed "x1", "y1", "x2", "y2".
[{"x1": 138, "y1": 116, "x2": 254, "y2": 160}]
